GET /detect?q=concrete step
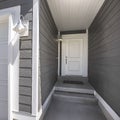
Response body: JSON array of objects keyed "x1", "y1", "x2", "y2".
[
  {"x1": 57, "y1": 76, "x2": 88, "y2": 82},
  {"x1": 55, "y1": 86, "x2": 94, "y2": 95},
  {"x1": 53, "y1": 91, "x2": 98, "y2": 104}
]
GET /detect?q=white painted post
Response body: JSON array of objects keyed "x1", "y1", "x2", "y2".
[{"x1": 32, "y1": 0, "x2": 39, "y2": 118}]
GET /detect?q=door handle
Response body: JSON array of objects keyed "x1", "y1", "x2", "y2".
[{"x1": 65, "y1": 56, "x2": 67, "y2": 64}]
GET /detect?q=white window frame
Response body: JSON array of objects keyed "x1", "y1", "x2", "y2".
[{"x1": 0, "y1": 6, "x2": 20, "y2": 120}]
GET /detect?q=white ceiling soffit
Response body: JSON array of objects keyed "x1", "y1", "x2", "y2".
[{"x1": 47, "y1": 0, "x2": 105, "y2": 31}]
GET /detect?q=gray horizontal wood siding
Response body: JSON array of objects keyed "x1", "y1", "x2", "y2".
[
  {"x1": 39, "y1": 0, "x2": 58, "y2": 109},
  {"x1": 0, "y1": 0, "x2": 33, "y2": 113},
  {"x1": 88, "y1": 0, "x2": 120, "y2": 116}
]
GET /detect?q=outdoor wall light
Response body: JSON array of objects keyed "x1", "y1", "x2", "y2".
[
  {"x1": 56, "y1": 31, "x2": 63, "y2": 42},
  {"x1": 13, "y1": 15, "x2": 29, "y2": 36}
]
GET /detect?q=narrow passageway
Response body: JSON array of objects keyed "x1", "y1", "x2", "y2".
[
  {"x1": 39, "y1": 0, "x2": 120, "y2": 119},
  {"x1": 43, "y1": 77, "x2": 107, "y2": 120}
]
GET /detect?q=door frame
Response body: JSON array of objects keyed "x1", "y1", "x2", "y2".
[
  {"x1": 0, "y1": 6, "x2": 20, "y2": 120},
  {"x1": 61, "y1": 33, "x2": 88, "y2": 77}
]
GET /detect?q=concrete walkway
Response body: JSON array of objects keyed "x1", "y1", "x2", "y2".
[
  {"x1": 43, "y1": 79, "x2": 107, "y2": 120},
  {"x1": 43, "y1": 96, "x2": 107, "y2": 120}
]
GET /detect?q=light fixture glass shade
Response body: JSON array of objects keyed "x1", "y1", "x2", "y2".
[
  {"x1": 57, "y1": 31, "x2": 63, "y2": 41},
  {"x1": 58, "y1": 37, "x2": 63, "y2": 41},
  {"x1": 13, "y1": 16, "x2": 27, "y2": 34}
]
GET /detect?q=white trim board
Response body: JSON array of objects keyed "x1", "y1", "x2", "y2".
[
  {"x1": 94, "y1": 91, "x2": 120, "y2": 120},
  {"x1": 39, "y1": 87, "x2": 55, "y2": 120},
  {"x1": 32, "y1": 0, "x2": 40, "y2": 116}
]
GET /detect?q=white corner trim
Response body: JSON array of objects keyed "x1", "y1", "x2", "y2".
[
  {"x1": 37, "y1": 108, "x2": 42, "y2": 120},
  {"x1": 38, "y1": 87, "x2": 55, "y2": 120},
  {"x1": 94, "y1": 91, "x2": 120, "y2": 120},
  {"x1": 32, "y1": 0, "x2": 39, "y2": 116}
]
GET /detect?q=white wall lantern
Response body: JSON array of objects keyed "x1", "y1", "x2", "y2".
[
  {"x1": 13, "y1": 15, "x2": 29, "y2": 36},
  {"x1": 56, "y1": 31, "x2": 63, "y2": 42}
]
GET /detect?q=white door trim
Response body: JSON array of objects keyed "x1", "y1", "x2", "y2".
[
  {"x1": 0, "y1": 6, "x2": 20, "y2": 120},
  {"x1": 32, "y1": 0, "x2": 40, "y2": 117},
  {"x1": 61, "y1": 33, "x2": 88, "y2": 77}
]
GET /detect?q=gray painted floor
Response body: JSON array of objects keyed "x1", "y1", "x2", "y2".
[{"x1": 43, "y1": 97, "x2": 107, "y2": 120}]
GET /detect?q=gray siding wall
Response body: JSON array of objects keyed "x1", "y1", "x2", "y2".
[
  {"x1": 39, "y1": 0, "x2": 58, "y2": 107},
  {"x1": 89, "y1": 0, "x2": 120, "y2": 116},
  {"x1": 0, "y1": 0, "x2": 33, "y2": 113}
]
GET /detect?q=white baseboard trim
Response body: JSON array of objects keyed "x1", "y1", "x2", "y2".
[
  {"x1": 13, "y1": 111, "x2": 36, "y2": 120},
  {"x1": 94, "y1": 91, "x2": 120, "y2": 120},
  {"x1": 39, "y1": 87, "x2": 55, "y2": 120},
  {"x1": 37, "y1": 108, "x2": 42, "y2": 120}
]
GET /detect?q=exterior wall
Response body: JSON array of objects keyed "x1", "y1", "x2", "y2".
[
  {"x1": 39, "y1": 0, "x2": 58, "y2": 107},
  {"x1": 89, "y1": 0, "x2": 120, "y2": 116},
  {"x1": 0, "y1": 0, "x2": 33, "y2": 113}
]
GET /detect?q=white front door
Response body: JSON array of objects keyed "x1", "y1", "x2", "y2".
[{"x1": 62, "y1": 39, "x2": 83, "y2": 75}]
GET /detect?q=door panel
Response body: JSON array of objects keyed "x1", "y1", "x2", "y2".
[
  {"x1": 0, "y1": 21, "x2": 8, "y2": 119},
  {"x1": 68, "y1": 61, "x2": 80, "y2": 70},
  {"x1": 64, "y1": 39, "x2": 83, "y2": 75},
  {"x1": 68, "y1": 41, "x2": 80, "y2": 57}
]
